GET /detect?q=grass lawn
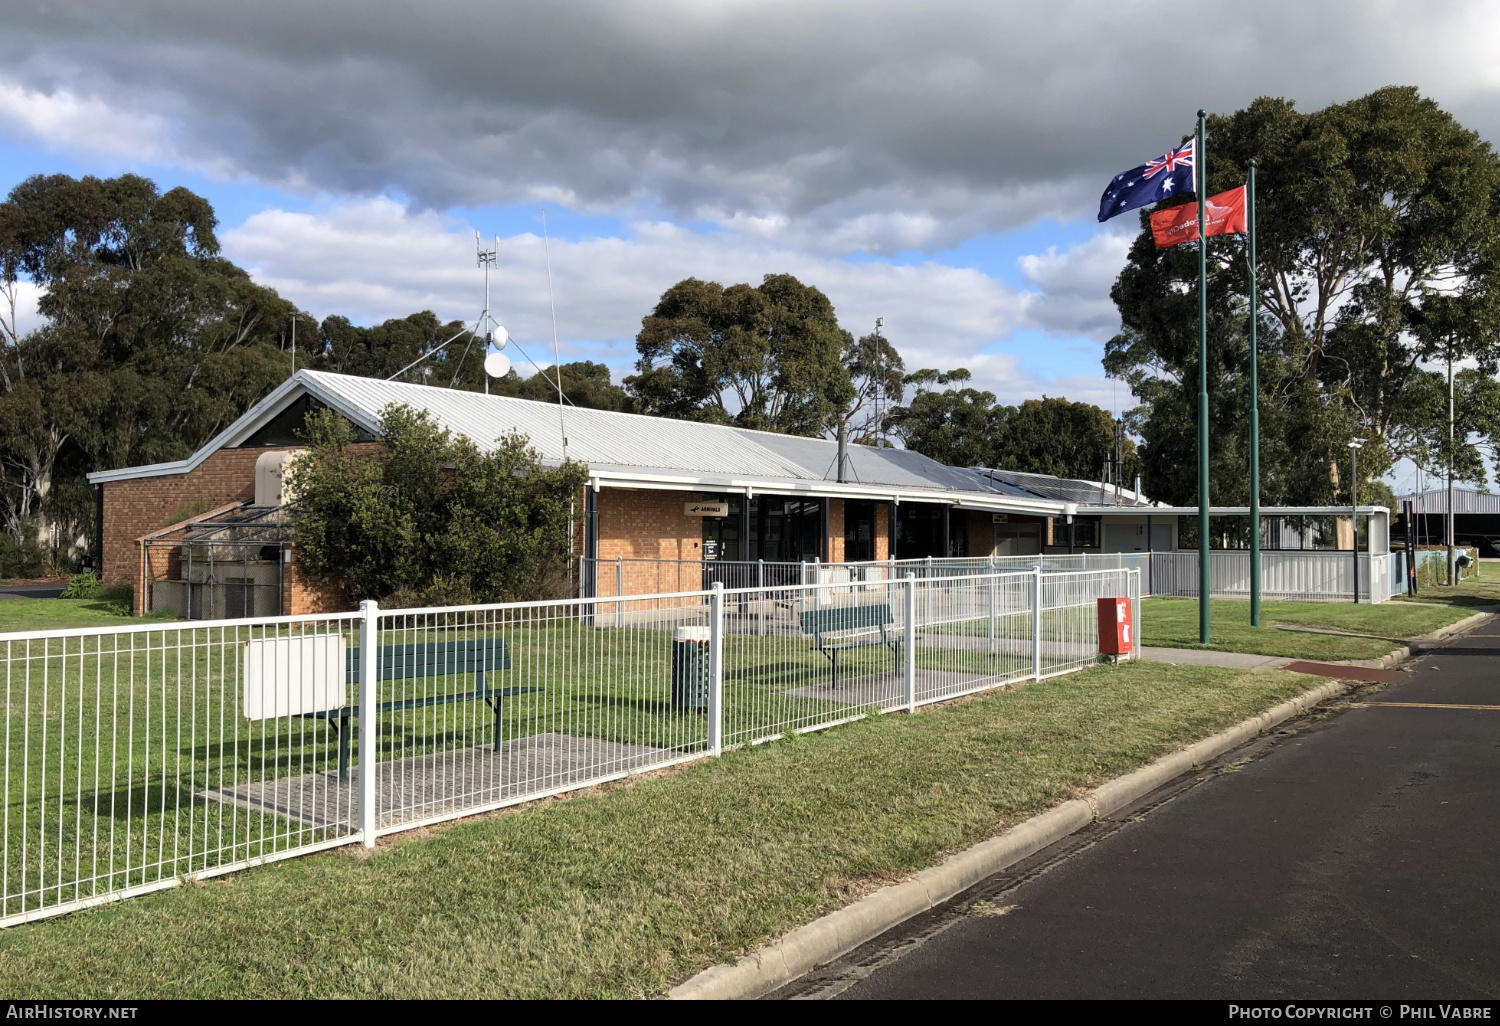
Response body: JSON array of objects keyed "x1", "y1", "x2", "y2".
[
  {"x1": 1392, "y1": 559, "x2": 1500, "y2": 608},
  {"x1": 0, "y1": 604, "x2": 1077, "y2": 917},
  {"x1": 0, "y1": 596, "x2": 175, "y2": 634},
  {"x1": 1141, "y1": 597, "x2": 1474, "y2": 660},
  {"x1": 0, "y1": 659, "x2": 1322, "y2": 999}
]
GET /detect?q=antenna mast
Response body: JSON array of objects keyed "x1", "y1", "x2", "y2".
[
  {"x1": 873, "y1": 317, "x2": 885, "y2": 444},
  {"x1": 473, "y1": 232, "x2": 500, "y2": 394}
]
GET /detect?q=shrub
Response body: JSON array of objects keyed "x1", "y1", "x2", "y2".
[
  {"x1": 60, "y1": 572, "x2": 103, "y2": 598},
  {"x1": 287, "y1": 404, "x2": 589, "y2": 605},
  {"x1": 0, "y1": 535, "x2": 47, "y2": 579}
]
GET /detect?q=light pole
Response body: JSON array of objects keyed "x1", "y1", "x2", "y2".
[
  {"x1": 1349, "y1": 438, "x2": 1364, "y2": 603},
  {"x1": 1447, "y1": 348, "x2": 1456, "y2": 586}
]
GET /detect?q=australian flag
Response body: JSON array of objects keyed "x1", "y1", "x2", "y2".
[{"x1": 1097, "y1": 140, "x2": 1195, "y2": 222}]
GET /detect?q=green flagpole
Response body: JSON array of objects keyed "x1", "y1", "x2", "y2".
[
  {"x1": 1197, "y1": 110, "x2": 1211, "y2": 643},
  {"x1": 1248, "y1": 159, "x2": 1261, "y2": 626}
]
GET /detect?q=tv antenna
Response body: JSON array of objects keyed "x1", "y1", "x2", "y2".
[
  {"x1": 384, "y1": 232, "x2": 509, "y2": 387},
  {"x1": 462, "y1": 232, "x2": 512, "y2": 392},
  {"x1": 873, "y1": 317, "x2": 886, "y2": 444}
]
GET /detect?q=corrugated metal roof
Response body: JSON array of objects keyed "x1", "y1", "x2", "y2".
[
  {"x1": 299, "y1": 373, "x2": 813, "y2": 480},
  {"x1": 1396, "y1": 488, "x2": 1500, "y2": 514},
  {"x1": 972, "y1": 468, "x2": 1152, "y2": 505},
  {"x1": 89, "y1": 371, "x2": 1144, "y2": 515},
  {"x1": 298, "y1": 371, "x2": 1006, "y2": 496}
]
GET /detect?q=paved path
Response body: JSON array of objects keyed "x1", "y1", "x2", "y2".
[
  {"x1": 1138, "y1": 646, "x2": 1289, "y2": 669},
  {"x1": 781, "y1": 615, "x2": 1500, "y2": 1000}
]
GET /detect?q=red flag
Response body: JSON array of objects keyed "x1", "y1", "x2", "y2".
[{"x1": 1150, "y1": 185, "x2": 1247, "y2": 248}]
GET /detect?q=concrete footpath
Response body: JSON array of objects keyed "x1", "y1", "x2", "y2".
[
  {"x1": 1138, "y1": 609, "x2": 1493, "y2": 672},
  {"x1": 789, "y1": 614, "x2": 1500, "y2": 999},
  {"x1": 1138, "y1": 646, "x2": 1287, "y2": 669}
]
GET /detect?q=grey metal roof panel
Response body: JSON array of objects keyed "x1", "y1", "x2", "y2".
[
  {"x1": 300, "y1": 371, "x2": 1004, "y2": 496},
  {"x1": 976, "y1": 468, "x2": 1149, "y2": 505},
  {"x1": 735, "y1": 430, "x2": 993, "y2": 492},
  {"x1": 302, "y1": 372, "x2": 811, "y2": 480},
  {"x1": 1396, "y1": 489, "x2": 1500, "y2": 514}
]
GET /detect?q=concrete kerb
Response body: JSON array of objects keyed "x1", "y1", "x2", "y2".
[
  {"x1": 1339, "y1": 608, "x2": 1498, "y2": 670},
  {"x1": 667, "y1": 678, "x2": 1350, "y2": 1001},
  {"x1": 1141, "y1": 608, "x2": 1495, "y2": 673}
]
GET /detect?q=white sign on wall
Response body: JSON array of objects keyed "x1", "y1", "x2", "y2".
[
  {"x1": 685, "y1": 502, "x2": 729, "y2": 517},
  {"x1": 992, "y1": 513, "x2": 1009, "y2": 524},
  {"x1": 243, "y1": 634, "x2": 347, "y2": 721}
]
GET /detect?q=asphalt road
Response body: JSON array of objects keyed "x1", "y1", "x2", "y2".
[
  {"x1": 780, "y1": 614, "x2": 1500, "y2": 1000},
  {"x1": 0, "y1": 583, "x2": 64, "y2": 601}
]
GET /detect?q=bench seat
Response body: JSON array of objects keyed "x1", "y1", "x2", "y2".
[
  {"x1": 799, "y1": 604, "x2": 902, "y2": 688},
  {"x1": 306, "y1": 638, "x2": 538, "y2": 780}
]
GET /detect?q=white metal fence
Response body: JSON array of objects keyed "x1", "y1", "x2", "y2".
[
  {"x1": 584, "y1": 550, "x2": 1404, "y2": 604},
  {"x1": 1146, "y1": 550, "x2": 1391, "y2": 603},
  {"x1": 0, "y1": 567, "x2": 1137, "y2": 926},
  {"x1": 582, "y1": 554, "x2": 1150, "y2": 598}
]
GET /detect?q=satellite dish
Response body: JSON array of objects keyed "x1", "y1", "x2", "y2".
[
  {"x1": 484, "y1": 351, "x2": 511, "y2": 379},
  {"x1": 488, "y1": 325, "x2": 509, "y2": 349}
]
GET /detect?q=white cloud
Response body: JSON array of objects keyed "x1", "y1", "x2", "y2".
[
  {"x1": 1018, "y1": 232, "x2": 1134, "y2": 341},
  {"x1": 224, "y1": 197, "x2": 1120, "y2": 403},
  {"x1": 0, "y1": 81, "x2": 174, "y2": 164},
  {"x1": 4, "y1": 2, "x2": 1500, "y2": 252},
  {"x1": 2, "y1": 280, "x2": 44, "y2": 341}
]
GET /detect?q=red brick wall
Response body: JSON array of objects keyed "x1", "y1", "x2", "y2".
[
  {"x1": 104, "y1": 443, "x2": 385, "y2": 615},
  {"x1": 595, "y1": 488, "x2": 709, "y2": 596},
  {"x1": 104, "y1": 447, "x2": 294, "y2": 613},
  {"x1": 282, "y1": 544, "x2": 349, "y2": 615},
  {"x1": 827, "y1": 499, "x2": 845, "y2": 563},
  {"x1": 874, "y1": 502, "x2": 890, "y2": 560}
]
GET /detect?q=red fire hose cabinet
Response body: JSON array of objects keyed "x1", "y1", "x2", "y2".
[{"x1": 1097, "y1": 597, "x2": 1133, "y2": 656}]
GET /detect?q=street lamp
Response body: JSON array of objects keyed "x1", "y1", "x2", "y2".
[{"x1": 1349, "y1": 438, "x2": 1365, "y2": 603}]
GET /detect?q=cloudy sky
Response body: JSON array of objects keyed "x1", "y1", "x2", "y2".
[{"x1": 2, "y1": 0, "x2": 1499, "y2": 469}]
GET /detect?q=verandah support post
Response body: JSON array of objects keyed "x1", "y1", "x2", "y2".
[
  {"x1": 708, "y1": 581, "x2": 724, "y2": 756},
  {"x1": 1196, "y1": 108, "x2": 1212, "y2": 644},
  {"x1": 903, "y1": 573, "x2": 917, "y2": 712},
  {"x1": 358, "y1": 599, "x2": 379, "y2": 848},
  {"x1": 1146, "y1": 513, "x2": 1154, "y2": 597},
  {"x1": 1248, "y1": 157, "x2": 1262, "y2": 626},
  {"x1": 1032, "y1": 565, "x2": 1043, "y2": 681}
]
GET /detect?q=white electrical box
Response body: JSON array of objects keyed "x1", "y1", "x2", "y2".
[{"x1": 243, "y1": 634, "x2": 347, "y2": 721}]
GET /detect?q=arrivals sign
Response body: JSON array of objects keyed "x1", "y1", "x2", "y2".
[{"x1": 685, "y1": 502, "x2": 729, "y2": 517}]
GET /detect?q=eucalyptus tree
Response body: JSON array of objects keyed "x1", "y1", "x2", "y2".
[
  {"x1": 0, "y1": 173, "x2": 296, "y2": 547},
  {"x1": 1106, "y1": 87, "x2": 1500, "y2": 505},
  {"x1": 888, "y1": 370, "x2": 1133, "y2": 480},
  {"x1": 627, "y1": 273, "x2": 856, "y2": 434}
]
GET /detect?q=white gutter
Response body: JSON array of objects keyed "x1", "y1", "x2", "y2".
[
  {"x1": 1080, "y1": 505, "x2": 1391, "y2": 516},
  {"x1": 588, "y1": 467, "x2": 1065, "y2": 515}
]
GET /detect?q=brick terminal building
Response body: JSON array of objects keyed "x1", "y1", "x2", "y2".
[{"x1": 88, "y1": 371, "x2": 1165, "y2": 618}]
